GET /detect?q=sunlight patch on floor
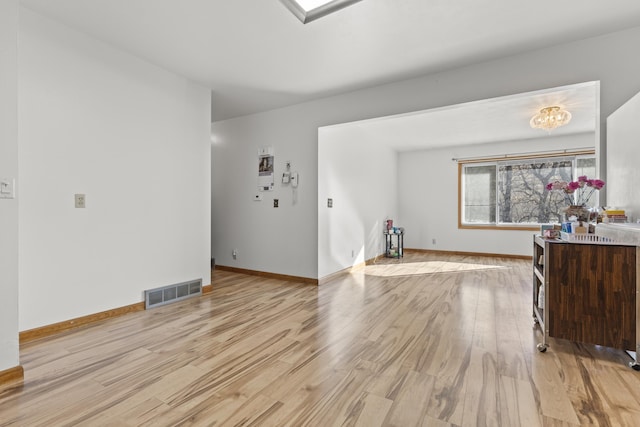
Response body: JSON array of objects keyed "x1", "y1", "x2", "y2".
[{"x1": 363, "y1": 260, "x2": 508, "y2": 277}]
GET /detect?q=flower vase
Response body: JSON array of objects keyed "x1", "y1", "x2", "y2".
[{"x1": 564, "y1": 205, "x2": 593, "y2": 232}]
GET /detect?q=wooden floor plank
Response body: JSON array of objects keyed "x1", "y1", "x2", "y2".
[
  {"x1": 381, "y1": 369, "x2": 436, "y2": 426},
  {"x1": 461, "y1": 346, "x2": 500, "y2": 427},
  {"x1": 2, "y1": 252, "x2": 640, "y2": 426},
  {"x1": 497, "y1": 375, "x2": 542, "y2": 427}
]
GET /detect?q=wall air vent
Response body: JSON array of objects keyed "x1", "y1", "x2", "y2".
[{"x1": 145, "y1": 279, "x2": 202, "y2": 309}]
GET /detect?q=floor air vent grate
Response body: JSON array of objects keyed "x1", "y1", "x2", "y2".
[{"x1": 145, "y1": 279, "x2": 202, "y2": 309}]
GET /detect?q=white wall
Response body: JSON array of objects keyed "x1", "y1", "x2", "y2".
[
  {"x1": 18, "y1": 9, "x2": 211, "y2": 331},
  {"x1": 318, "y1": 126, "x2": 398, "y2": 278},
  {"x1": 210, "y1": 110, "x2": 318, "y2": 278},
  {"x1": 211, "y1": 25, "x2": 640, "y2": 280},
  {"x1": 398, "y1": 133, "x2": 595, "y2": 257},
  {"x1": 607, "y1": 90, "x2": 640, "y2": 222},
  {"x1": 0, "y1": 0, "x2": 19, "y2": 372}
]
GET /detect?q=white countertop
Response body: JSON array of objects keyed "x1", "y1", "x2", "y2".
[{"x1": 596, "y1": 223, "x2": 640, "y2": 245}]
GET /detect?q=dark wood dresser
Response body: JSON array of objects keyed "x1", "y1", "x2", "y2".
[{"x1": 533, "y1": 235, "x2": 639, "y2": 369}]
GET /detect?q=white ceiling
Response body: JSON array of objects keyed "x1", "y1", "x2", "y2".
[
  {"x1": 19, "y1": 0, "x2": 640, "y2": 122},
  {"x1": 331, "y1": 81, "x2": 598, "y2": 151}
]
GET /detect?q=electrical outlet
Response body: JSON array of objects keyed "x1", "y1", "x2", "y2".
[
  {"x1": 351, "y1": 249, "x2": 355, "y2": 258},
  {"x1": 75, "y1": 194, "x2": 86, "y2": 208},
  {"x1": 327, "y1": 198, "x2": 333, "y2": 208},
  {"x1": 232, "y1": 249, "x2": 237, "y2": 259},
  {"x1": 432, "y1": 238, "x2": 437, "y2": 245},
  {"x1": 274, "y1": 199, "x2": 279, "y2": 208}
]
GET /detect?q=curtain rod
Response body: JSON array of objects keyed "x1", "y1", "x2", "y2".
[{"x1": 452, "y1": 147, "x2": 595, "y2": 163}]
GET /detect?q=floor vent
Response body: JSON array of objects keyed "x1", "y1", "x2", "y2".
[{"x1": 145, "y1": 279, "x2": 202, "y2": 309}]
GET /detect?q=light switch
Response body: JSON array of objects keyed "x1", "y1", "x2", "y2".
[{"x1": 0, "y1": 178, "x2": 15, "y2": 199}]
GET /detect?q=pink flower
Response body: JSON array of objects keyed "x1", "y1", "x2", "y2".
[
  {"x1": 547, "y1": 175, "x2": 605, "y2": 205},
  {"x1": 548, "y1": 181, "x2": 566, "y2": 191}
]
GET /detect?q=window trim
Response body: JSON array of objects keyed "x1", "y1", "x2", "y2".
[
  {"x1": 280, "y1": 0, "x2": 363, "y2": 23},
  {"x1": 457, "y1": 149, "x2": 596, "y2": 231}
]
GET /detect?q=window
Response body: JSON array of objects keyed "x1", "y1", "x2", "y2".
[{"x1": 460, "y1": 152, "x2": 596, "y2": 228}]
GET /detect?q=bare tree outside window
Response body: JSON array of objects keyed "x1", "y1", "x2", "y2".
[
  {"x1": 498, "y1": 160, "x2": 572, "y2": 223},
  {"x1": 462, "y1": 155, "x2": 595, "y2": 225}
]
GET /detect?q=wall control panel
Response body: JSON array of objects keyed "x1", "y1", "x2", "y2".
[{"x1": 0, "y1": 178, "x2": 15, "y2": 199}]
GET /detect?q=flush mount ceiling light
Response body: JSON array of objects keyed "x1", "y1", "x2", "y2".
[
  {"x1": 280, "y1": 0, "x2": 363, "y2": 24},
  {"x1": 530, "y1": 106, "x2": 572, "y2": 131}
]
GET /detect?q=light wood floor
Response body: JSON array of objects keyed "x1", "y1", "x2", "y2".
[{"x1": 2, "y1": 252, "x2": 640, "y2": 426}]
